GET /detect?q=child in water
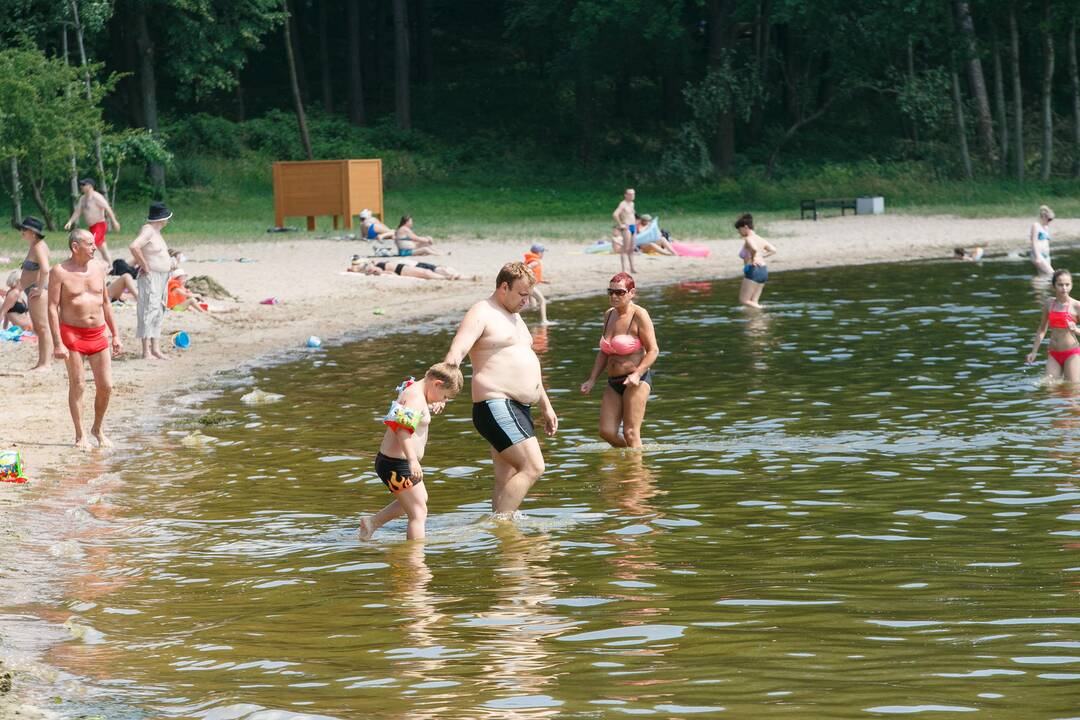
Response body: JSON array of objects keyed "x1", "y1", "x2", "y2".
[
  {"x1": 524, "y1": 243, "x2": 550, "y2": 325},
  {"x1": 1026, "y1": 269, "x2": 1080, "y2": 382},
  {"x1": 358, "y1": 362, "x2": 463, "y2": 540}
]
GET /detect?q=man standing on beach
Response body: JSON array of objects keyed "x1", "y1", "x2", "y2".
[
  {"x1": 48, "y1": 230, "x2": 122, "y2": 449},
  {"x1": 612, "y1": 188, "x2": 637, "y2": 274},
  {"x1": 444, "y1": 262, "x2": 558, "y2": 515},
  {"x1": 64, "y1": 178, "x2": 121, "y2": 265}
]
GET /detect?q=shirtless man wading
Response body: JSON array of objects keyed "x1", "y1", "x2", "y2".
[
  {"x1": 48, "y1": 229, "x2": 122, "y2": 449},
  {"x1": 64, "y1": 178, "x2": 121, "y2": 264},
  {"x1": 612, "y1": 188, "x2": 637, "y2": 275},
  {"x1": 444, "y1": 262, "x2": 558, "y2": 514}
]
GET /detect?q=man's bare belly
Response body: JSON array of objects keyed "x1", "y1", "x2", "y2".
[
  {"x1": 60, "y1": 294, "x2": 105, "y2": 328},
  {"x1": 471, "y1": 345, "x2": 543, "y2": 404}
]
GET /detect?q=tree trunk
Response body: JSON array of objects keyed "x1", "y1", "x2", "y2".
[
  {"x1": 1070, "y1": 17, "x2": 1080, "y2": 177},
  {"x1": 907, "y1": 37, "x2": 920, "y2": 144},
  {"x1": 708, "y1": 0, "x2": 736, "y2": 174},
  {"x1": 346, "y1": 0, "x2": 366, "y2": 125},
  {"x1": 234, "y1": 70, "x2": 246, "y2": 121},
  {"x1": 952, "y1": 70, "x2": 974, "y2": 180},
  {"x1": 62, "y1": 25, "x2": 80, "y2": 201},
  {"x1": 286, "y1": 0, "x2": 309, "y2": 104},
  {"x1": 9, "y1": 157, "x2": 22, "y2": 224},
  {"x1": 992, "y1": 28, "x2": 1010, "y2": 175},
  {"x1": 575, "y1": 60, "x2": 594, "y2": 162},
  {"x1": 1009, "y1": 7, "x2": 1025, "y2": 181},
  {"x1": 25, "y1": 170, "x2": 55, "y2": 230},
  {"x1": 766, "y1": 93, "x2": 840, "y2": 178},
  {"x1": 747, "y1": 0, "x2": 771, "y2": 144},
  {"x1": 70, "y1": 0, "x2": 110, "y2": 196},
  {"x1": 952, "y1": 0, "x2": 996, "y2": 163},
  {"x1": 393, "y1": 0, "x2": 411, "y2": 130},
  {"x1": 1040, "y1": 5, "x2": 1055, "y2": 181},
  {"x1": 318, "y1": 0, "x2": 333, "y2": 111},
  {"x1": 282, "y1": 0, "x2": 313, "y2": 159},
  {"x1": 133, "y1": 1, "x2": 165, "y2": 187},
  {"x1": 414, "y1": 0, "x2": 433, "y2": 83}
]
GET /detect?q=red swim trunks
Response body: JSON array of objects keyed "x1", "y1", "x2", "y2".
[
  {"x1": 89, "y1": 221, "x2": 107, "y2": 248},
  {"x1": 60, "y1": 323, "x2": 109, "y2": 355}
]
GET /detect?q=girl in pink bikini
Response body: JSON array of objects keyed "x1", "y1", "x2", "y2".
[
  {"x1": 580, "y1": 272, "x2": 659, "y2": 448},
  {"x1": 1026, "y1": 269, "x2": 1080, "y2": 382}
]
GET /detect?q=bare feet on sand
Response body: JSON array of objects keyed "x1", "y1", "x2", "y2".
[
  {"x1": 91, "y1": 428, "x2": 113, "y2": 448},
  {"x1": 357, "y1": 516, "x2": 375, "y2": 541},
  {"x1": 74, "y1": 436, "x2": 92, "y2": 451},
  {"x1": 26, "y1": 364, "x2": 51, "y2": 374}
]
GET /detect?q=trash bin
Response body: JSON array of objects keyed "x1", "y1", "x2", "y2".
[{"x1": 856, "y1": 196, "x2": 885, "y2": 215}]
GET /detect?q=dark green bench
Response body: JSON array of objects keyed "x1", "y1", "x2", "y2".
[{"x1": 800, "y1": 198, "x2": 856, "y2": 221}]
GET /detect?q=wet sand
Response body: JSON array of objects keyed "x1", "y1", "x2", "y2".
[{"x1": 0, "y1": 212, "x2": 1076, "y2": 715}]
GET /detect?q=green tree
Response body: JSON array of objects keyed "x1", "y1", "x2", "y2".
[{"x1": 0, "y1": 46, "x2": 109, "y2": 228}]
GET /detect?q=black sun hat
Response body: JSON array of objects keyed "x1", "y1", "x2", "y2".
[
  {"x1": 11, "y1": 216, "x2": 45, "y2": 239},
  {"x1": 147, "y1": 201, "x2": 173, "y2": 223}
]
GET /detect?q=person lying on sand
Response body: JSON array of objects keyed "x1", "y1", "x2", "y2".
[{"x1": 352, "y1": 259, "x2": 465, "y2": 280}]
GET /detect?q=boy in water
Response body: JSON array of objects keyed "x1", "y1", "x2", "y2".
[
  {"x1": 358, "y1": 362, "x2": 464, "y2": 540},
  {"x1": 523, "y1": 243, "x2": 550, "y2": 325}
]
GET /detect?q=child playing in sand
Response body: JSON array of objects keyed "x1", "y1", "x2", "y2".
[
  {"x1": 524, "y1": 243, "x2": 550, "y2": 325},
  {"x1": 166, "y1": 269, "x2": 209, "y2": 313},
  {"x1": 358, "y1": 362, "x2": 464, "y2": 540}
]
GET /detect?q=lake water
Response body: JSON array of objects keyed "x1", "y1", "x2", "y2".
[{"x1": 8, "y1": 251, "x2": 1080, "y2": 718}]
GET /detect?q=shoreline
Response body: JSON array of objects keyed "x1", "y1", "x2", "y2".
[{"x1": 1, "y1": 212, "x2": 1077, "y2": 714}]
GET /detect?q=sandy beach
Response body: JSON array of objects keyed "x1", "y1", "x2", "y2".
[{"x1": 1, "y1": 211, "x2": 1077, "y2": 715}]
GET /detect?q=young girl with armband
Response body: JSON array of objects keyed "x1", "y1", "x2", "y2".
[{"x1": 357, "y1": 362, "x2": 464, "y2": 540}]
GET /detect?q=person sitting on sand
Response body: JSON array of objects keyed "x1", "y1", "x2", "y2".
[
  {"x1": 523, "y1": 243, "x2": 550, "y2": 325},
  {"x1": 953, "y1": 246, "x2": 984, "y2": 262},
  {"x1": 166, "y1": 268, "x2": 209, "y2": 313},
  {"x1": 394, "y1": 215, "x2": 438, "y2": 256},
  {"x1": 355, "y1": 259, "x2": 465, "y2": 280},
  {"x1": 359, "y1": 209, "x2": 395, "y2": 242},
  {"x1": 635, "y1": 215, "x2": 677, "y2": 255},
  {"x1": 3, "y1": 271, "x2": 32, "y2": 331},
  {"x1": 357, "y1": 363, "x2": 464, "y2": 540}
]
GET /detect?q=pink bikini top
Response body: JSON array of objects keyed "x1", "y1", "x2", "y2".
[
  {"x1": 1049, "y1": 305, "x2": 1075, "y2": 329},
  {"x1": 599, "y1": 310, "x2": 643, "y2": 355}
]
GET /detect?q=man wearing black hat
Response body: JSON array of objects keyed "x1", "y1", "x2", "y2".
[
  {"x1": 0, "y1": 217, "x2": 54, "y2": 370},
  {"x1": 64, "y1": 178, "x2": 121, "y2": 264},
  {"x1": 129, "y1": 202, "x2": 174, "y2": 360}
]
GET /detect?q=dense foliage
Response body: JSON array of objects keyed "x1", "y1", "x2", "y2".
[{"x1": 1, "y1": 0, "x2": 1080, "y2": 224}]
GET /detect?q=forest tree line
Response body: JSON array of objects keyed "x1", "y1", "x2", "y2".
[{"x1": 2, "y1": 0, "x2": 1080, "y2": 229}]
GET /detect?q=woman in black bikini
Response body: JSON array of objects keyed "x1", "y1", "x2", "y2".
[
  {"x1": 580, "y1": 272, "x2": 659, "y2": 448},
  {"x1": 3, "y1": 271, "x2": 32, "y2": 330},
  {"x1": 1, "y1": 217, "x2": 53, "y2": 369},
  {"x1": 358, "y1": 260, "x2": 464, "y2": 280}
]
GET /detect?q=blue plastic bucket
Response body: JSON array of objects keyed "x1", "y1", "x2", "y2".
[{"x1": 172, "y1": 331, "x2": 191, "y2": 349}]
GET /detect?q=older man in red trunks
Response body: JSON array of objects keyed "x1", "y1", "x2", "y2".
[{"x1": 48, "y1": 229, "x2": 122, "y2": 449}]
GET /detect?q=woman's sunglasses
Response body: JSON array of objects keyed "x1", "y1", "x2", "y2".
[{"x1": 607, "y1": 288, "x2": 629, "y2": 296}]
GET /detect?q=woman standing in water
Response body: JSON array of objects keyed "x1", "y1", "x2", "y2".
[
  {"x1": 736, "y1": 213, "x2": 776, "y2": 309},
  {"x1": 580, "y1": 273, "x2": 658, "y2": 448},
  {"x1": 1030, "y1": 205, "x2": 1055, "y2": 277},
  {"x1": 1026, "y1": 269, "x2": 1080, "y2": 382}
]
